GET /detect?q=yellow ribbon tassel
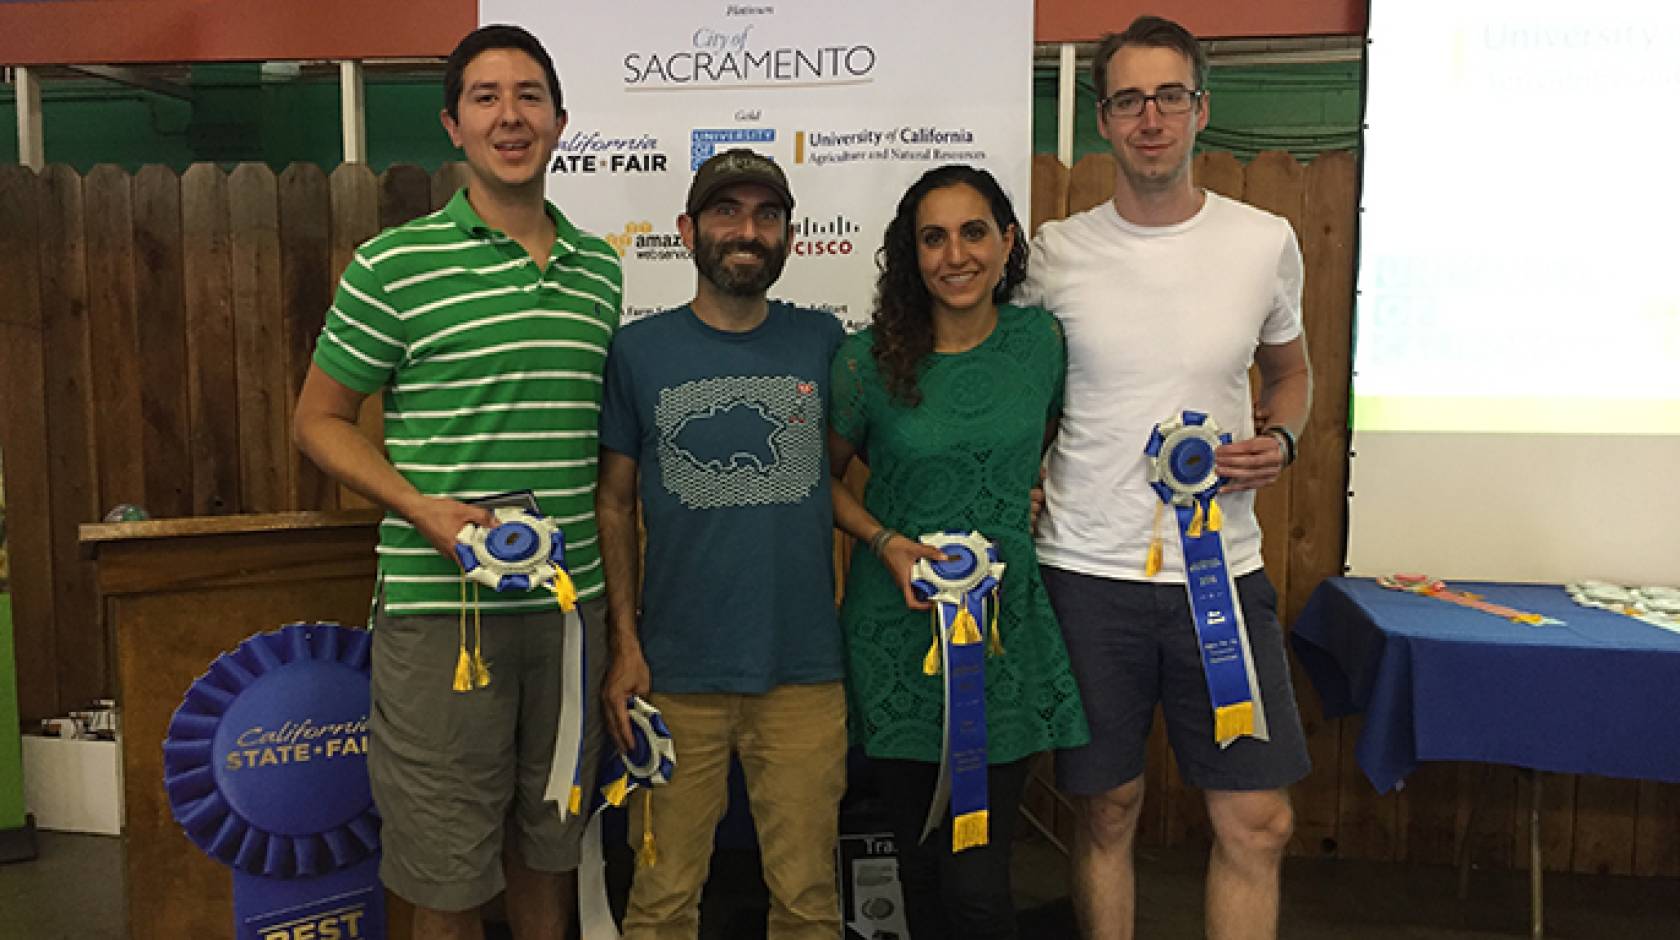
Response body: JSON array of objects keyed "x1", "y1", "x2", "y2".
[
  {"x1": 987, "y1": 593, "x2": 1004, "y2": 657},
  {"x1": 952, "y1": 810, "x2": 990, "y2": 852},
  {"x1": 602, "y1": 775, "x2": 629, "y2": 809},
  {"x1": 453, "y1": 646, "x2": 475, "y2": 693},
  {"x1": 1145, "y1": 502, "x2": 1165, "y2": 577},
  {"x1": 1187, "y1": 500, "x2": 1205, "y2": 538},
  {"x1": 567, "y1": 784, "x2": 582, "y2": 816},
  {"x1": 454, "y1": 578, "x2": 475, "y2": 692},
  {"x1": 1208, "y1": 497, "x2": 1224, "y2": 533},
  {"x1": 638, "y1": 789, "x2": 658, "y2": 868},
  {"x1": 952, "y1": 606, "x2": 982, "y2": 645},
  {"x1": 923, "y1": 609, "x2": 942, "y2": 676},
  {"x1": 470, "y1": 583, "x2": 490, "y2": 689},
  {"x1": 551, "y1": 564, "x2": 578, "y2": 612},
  {"x1": 1214, "y1": 701, "x2": 1256, "y2": 742}
]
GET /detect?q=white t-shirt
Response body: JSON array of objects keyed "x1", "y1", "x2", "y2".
[{"x1": 1022, "y1": 192, "x2": 1304, "y2": 583}]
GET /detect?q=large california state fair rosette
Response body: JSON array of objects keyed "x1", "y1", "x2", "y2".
[{"x1": 163, "y1": 622, "x2": 386, "y2": 940}]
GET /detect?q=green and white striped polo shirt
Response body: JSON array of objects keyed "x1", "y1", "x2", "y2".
[{"x1": 313, "y1": 189, "x2": 621, "y2": 615}]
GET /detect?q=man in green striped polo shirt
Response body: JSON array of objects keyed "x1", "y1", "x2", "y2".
[{"x1": 294, "y1": 24, "x2": 617, "y2": 940}]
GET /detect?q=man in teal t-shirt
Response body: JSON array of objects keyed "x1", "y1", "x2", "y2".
[{"x1": 596, "y1": 149, "x2": 846, "y2": 940}]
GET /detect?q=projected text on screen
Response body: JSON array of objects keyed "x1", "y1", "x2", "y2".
[{"x1": 1353, "y1": 2, "x2": 1680, "y2": 435}]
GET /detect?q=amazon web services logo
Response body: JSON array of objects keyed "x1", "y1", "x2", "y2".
[{"x1": 605, "y1": 222, "x2": 689, "y2": 262}]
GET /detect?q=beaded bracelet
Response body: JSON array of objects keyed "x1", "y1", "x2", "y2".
[
  {"x1": 867, "y1": 526, "x2": 899, "y2": 558},
  {"x1": 1263, "y1": 426, "x2": 1298, "y2": 467}
]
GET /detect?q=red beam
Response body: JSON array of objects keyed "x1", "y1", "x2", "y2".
[
  {"x1": 0, "y1": 1, "x2": 1364, "y2": 67},
  {"x1": 0, "y1": 0, "x2": 474, "y2": 66},
  {"x1": 1036, "y1": 0, "x2": 1366, "y2": 42}
]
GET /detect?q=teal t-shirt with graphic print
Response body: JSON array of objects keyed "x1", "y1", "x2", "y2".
[{"x1": 598, "y1": 302, "x2": 847, "y2": 694}]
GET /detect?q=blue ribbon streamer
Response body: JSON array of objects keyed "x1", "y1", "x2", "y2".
[
  {"x1": 1176, "y1": 502, "x2": 1262, "y2": 744},
  {"x1": 941, "y1": 592, "x2": 992, "y2": 853},
  {"x1": 236, "y1": 860, "x2": 386, "y2": 940},
  {"x1": 1147, "y1": 411, "x2": 1269, "y2": 747},
  {"x1": 910, "y1": 531, "x2": 1004, "y2": 853}
]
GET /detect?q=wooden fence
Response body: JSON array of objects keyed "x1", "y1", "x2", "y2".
[{"x1": 0, "y1": 154, "x2": 1675, "y2": 877}]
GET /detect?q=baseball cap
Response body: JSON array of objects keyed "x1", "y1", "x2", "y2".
[{"x1": 685, "y1": 148, "x2": 795, "y2": 217}]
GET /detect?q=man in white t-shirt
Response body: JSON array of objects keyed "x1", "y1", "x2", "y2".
[{"x1": 1023, "y1": 15, "x2": 1313, "y2": 940}]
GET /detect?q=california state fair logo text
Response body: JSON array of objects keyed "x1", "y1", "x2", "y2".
[{"x1": 551, "y1": 130, "x2": 669, "y2": 175}]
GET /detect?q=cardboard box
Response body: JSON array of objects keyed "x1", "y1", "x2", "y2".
[{"x1": 20, "y1": 734, "x2": 124, "y2": 835}]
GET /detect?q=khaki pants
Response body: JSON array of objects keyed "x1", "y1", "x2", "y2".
[{"x1": 622, "y1": 682, "x2": 847, "y2": 940}]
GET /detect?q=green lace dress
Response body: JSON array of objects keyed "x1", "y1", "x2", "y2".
[{"x1": 830, "y1": 304, "x2": 1090, "y2": 764}]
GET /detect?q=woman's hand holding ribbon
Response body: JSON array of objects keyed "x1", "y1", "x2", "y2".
[{"x1": 882, "y1": 535, "x2": 948, "y2": 611}]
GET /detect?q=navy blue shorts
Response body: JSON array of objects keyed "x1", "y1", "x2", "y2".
[{"x1": 1041, "y1": 566, "x2": 1310, "y2": 795}]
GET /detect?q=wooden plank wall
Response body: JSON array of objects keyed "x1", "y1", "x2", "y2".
[
  {"x1": 0, "y1": 157, "x2": 1675, "y2": 876},
  {"x1": 0, "y1": 161, "x2": 461, "y2": 718}
]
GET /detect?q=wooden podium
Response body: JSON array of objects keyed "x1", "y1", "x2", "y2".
[{"x1": 81, "y1": 510, "x2": 382, "y2": 940}]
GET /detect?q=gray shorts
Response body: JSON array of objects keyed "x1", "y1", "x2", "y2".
[
  {"x1": 368, "y1": 592, "x2": 607, "y2": 911},
  {"x1": 1041, "y1": 566, "x2": 1310, "y2": 795}
]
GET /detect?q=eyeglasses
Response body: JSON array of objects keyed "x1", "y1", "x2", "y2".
[{"x1": 1099, "y1": 84, "x2": 1204, "y2": 119}]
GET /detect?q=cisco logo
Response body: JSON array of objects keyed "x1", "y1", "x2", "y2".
[{"x1": 792, "y1": 214, "x2": 861, "y2": 257}]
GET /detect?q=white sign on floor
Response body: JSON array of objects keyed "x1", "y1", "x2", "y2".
[{"x1": 839, "y1": 831, "x2": 910, "y2": 940}]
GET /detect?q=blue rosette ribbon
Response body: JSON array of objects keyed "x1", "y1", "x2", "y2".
[
  {"x1": 1145, "y1": 410, "x2": 1270, "y2": 747},
  {"x1": 162, "y1": 622, "x2": 386, "y2": 940},
  {"x1": 456, "y1": 508, "x2": 591, "y2": 820},
  {"x1": 579, "y1": 696, "x2": 676, "y2": 940},
  {"x1": 909, "y1": 530, "x2": 1005, "y2": 853},
  {"x1": 454, "y1": 506, "x2": 571, "y2": 594}
]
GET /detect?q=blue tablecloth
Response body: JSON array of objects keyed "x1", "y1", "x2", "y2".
[{"x1": 1290, "y1": 578, "x2": 1680, "y2": 793}]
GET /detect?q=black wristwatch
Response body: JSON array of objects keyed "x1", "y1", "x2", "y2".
[{"x1": 1262, "y1": 426, "x2": 1298, "y2": 467}]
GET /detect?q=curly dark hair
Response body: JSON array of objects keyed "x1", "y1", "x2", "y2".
[{"x1": 871, "y1": 165, "x2": 1029, "y2": 405}]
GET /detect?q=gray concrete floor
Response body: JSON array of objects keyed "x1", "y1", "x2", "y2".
[
  {"x1": 1011, "y1": 835, "x2": 1680, "y2": 939},
  {"x1": 0, "y1": 831, "x2": 125, "y2": 940},
  {"x1": 2, "y1": 829, "x2": 1676, "y2": 938}
]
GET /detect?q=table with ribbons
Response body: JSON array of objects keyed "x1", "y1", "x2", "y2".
[
  {"x1": 1291, "y1": 577, "x2": 1680, "y2": 792},
  {"x1": 1290, "y1": 576, "x2": 1680, "y2": 939}
]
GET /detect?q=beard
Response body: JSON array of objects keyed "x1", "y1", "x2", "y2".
[{"x1": 693, "y1": 229, "x2": 788, "y2": 297}]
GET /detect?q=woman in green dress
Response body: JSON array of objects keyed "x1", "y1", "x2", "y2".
[{"x1": 829, "y1": 164, "x2": 1089, "y2": 940}]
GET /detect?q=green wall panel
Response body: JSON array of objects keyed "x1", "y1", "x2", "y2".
[
  {"x1": 1, "y1": 593, "x2": 22, "y2": 832},
  {"x1": 4, "y1": 61, "x2": 1358, "y2": 174}
]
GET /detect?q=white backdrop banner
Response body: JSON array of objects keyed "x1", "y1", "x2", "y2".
[{"x1": 481, "y1": 0, "x2": 1034, "y2": 327}]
